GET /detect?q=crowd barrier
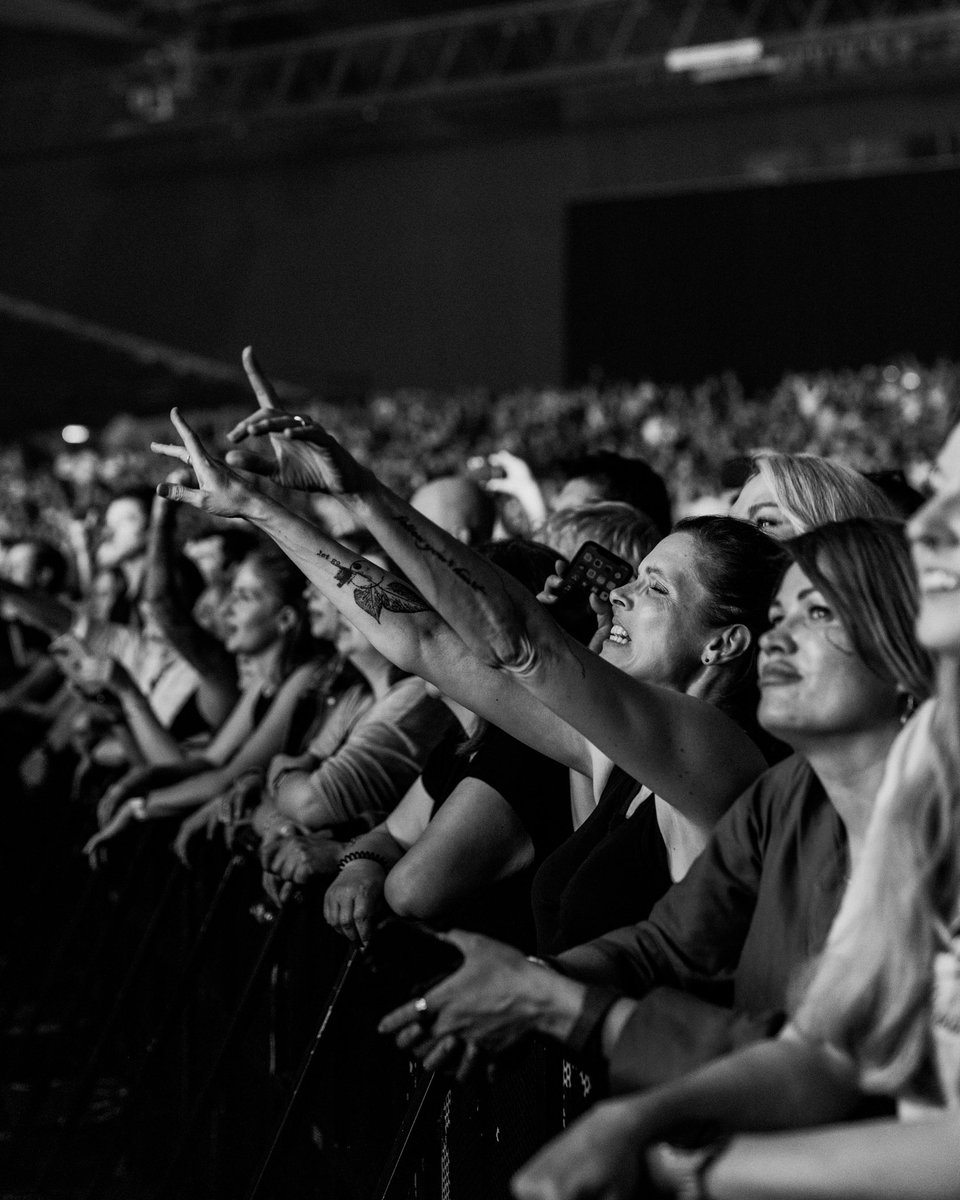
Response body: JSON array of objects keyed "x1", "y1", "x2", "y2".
[{"x1": 2, "y1": 813, "x2": 585, "y2": 1200}]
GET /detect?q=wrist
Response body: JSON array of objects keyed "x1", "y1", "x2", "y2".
[
  {"x1": 524, "y1": 963, "x2": 590, "y2": 1042},
  {"x1": 337, "y1": 849, "x2": 389, "y2": 873}
]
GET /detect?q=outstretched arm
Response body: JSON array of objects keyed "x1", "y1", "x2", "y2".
[
  {"x1": 225, "y1": 371, "x2": 764, "y2": 821},
  {"x1": 153, "y1": 410, "x2": 591, "y2": 776}
]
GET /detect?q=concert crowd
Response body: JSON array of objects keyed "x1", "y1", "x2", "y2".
[{"x1": 1, "y1": 350, "x2": 958, "y2": 1200}]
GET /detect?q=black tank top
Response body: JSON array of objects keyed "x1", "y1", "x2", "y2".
[{"x1": 531, "y1": 766, "x2": 672, "y2": 954}]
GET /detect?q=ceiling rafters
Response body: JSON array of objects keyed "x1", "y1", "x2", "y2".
[{"x1": 5, "y1": 0, "x2": 960, "y2": 155}]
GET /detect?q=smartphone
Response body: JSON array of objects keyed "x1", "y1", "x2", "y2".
[
  {"x1": 465, "y1": 455, "x2": 506, "y2": 485},
  {"x1": 363, "y1": 918, "x2": 464, "y2": 1010},
  {"x1": 554, "y1": 540, "x2": 634, "y2": 603}
]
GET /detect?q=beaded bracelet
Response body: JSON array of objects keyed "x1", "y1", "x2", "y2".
[{"x1": 337, "y1": 850, "x2": 390, "y2": 872}]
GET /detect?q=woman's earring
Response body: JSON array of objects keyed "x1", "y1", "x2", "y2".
[
  {"x1": 898, "y1": 691, "x2": 919, "y2": 726},
  {"x1": 701, "y1": 652, "x2": 714, "y2": 665}
]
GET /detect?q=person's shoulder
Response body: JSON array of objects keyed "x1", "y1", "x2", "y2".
[{"x1": 737, "y1": 753, "x2": 818, "y2": 812}]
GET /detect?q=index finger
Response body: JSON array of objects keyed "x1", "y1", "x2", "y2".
[
  {"x1": 168, "y1": 408, "x2": 211, "y2": 467},
  {"x1": 242, "y1": 346, "x2": 280, "y2": 413}
]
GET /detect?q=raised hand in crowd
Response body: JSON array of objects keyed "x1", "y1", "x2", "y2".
[{"x1": 479, "y1": 449, "x2": 549, "y2": 528}]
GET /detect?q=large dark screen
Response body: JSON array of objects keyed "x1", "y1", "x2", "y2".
[{"x1": 566, "y1": 168, "x2": 960, "y2": 387}]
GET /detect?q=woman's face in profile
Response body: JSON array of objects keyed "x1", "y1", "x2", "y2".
[
  {"x1": 909, "y1": 423, "x2": 960, "y2": 656},
  {"x1": 600, "y1": 531, "x2": 712, "y2": 689},
  {"x1": 222, "y1": 561, "x2": 288, "y2": 656},
  {"x1": 730, "y1": 473, "x2": 793, "y2": 539},
  {"x1": 756, "y1": 563, "x2": 897, "y2": 744}
]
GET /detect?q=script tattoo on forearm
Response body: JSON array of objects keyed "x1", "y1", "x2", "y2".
[
  {"x1": 394, "y1": 515, "x2": 487, "y2": 594},
  {"x1": 315, "y1": 547, "x2": 431, "y2": 624}
]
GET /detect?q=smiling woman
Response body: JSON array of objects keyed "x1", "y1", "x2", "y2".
[{"x1": 510, "y1": 423, "x2": 960, "y2": 1200}]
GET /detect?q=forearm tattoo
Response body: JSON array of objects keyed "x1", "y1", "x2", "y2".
[
  {"x1": 316, "y1": 548, "x2": 431, "y2": 624},
  {"x1": 394, "y1": 515, "x2": 487, "y2": 594}
]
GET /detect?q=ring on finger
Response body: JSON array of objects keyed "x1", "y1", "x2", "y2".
[
  {"x1": 413, "y1": 996, "x2": 429, "y2": 1016},
  {"x1": 292, "y1": 415, "x2": 309, "y2": 426}
]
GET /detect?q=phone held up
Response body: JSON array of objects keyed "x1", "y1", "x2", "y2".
[{"x1": 554, "y1": 540, "x2": 634, "y2": 603}]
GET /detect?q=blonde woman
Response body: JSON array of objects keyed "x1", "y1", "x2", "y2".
[
  {"x1": 731, "y1": 450, "x2": 896, "y2": 537},
  {"x1": 513, "y1": 419, "x2": 960, "y2": 1200}
]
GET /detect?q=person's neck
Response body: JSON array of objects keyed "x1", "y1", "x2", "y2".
[
  {"x1": 243, "y1": 640, "x2": 286, "y2": 692},
  {"x1": 349, "y1": 646, "x2": 401, "y2": 699},
  {"x1": 802, "y1": 720, "x2": 901, "y2": 860},
  {"x1": 121, "y1": 554, "x2": 146, "y2": 595}
]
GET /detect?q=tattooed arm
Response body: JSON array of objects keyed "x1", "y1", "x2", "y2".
[
  {"x1": 153, "y1": 411, "x2": 592, "y2": 775},
  {"x1": 223, "y1": 393, "x2": 761, "y2": 821}
]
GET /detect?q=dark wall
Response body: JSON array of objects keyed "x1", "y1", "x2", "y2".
[
  {"x1": 2, "y1": 79, "x2": 960, "y2": 402},
  {"x1": 567, "y1": 167, "x2": 960, "y2": 387}
]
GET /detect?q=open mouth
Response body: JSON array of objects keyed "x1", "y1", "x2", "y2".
[{"x1": 607, "y1": 623, "x2": 631, "y2": 646}]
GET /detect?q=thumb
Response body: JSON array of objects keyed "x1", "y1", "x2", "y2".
[
  {"x1": 155, "y1": 482, "x2": 205, "y2": 508},
  {"x1": 224, "y1": 447, "x2": 278, "y2": 478}
]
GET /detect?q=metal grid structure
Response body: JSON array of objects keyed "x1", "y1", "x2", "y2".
[{"x1": 5, "y1": 0, "x2": 960, "y2": 155}]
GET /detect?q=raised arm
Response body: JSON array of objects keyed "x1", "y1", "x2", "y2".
[
  {"x1": 225, "y1": 389, "x2": 763, "y2": 820},
  {"x1": 143, "y1": 482, "x2": 239, "y2": 728},
  {"x1": 153, "y1": 410, "x2": 591, "y2": 776}
]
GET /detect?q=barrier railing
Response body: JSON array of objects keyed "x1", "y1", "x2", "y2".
[{"x1": 1, "y1": 821, "x2": 569, "y2": 1200}]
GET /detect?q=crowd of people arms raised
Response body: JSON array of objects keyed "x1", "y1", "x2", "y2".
[{"x1": 2, "y1": 344, "x2": 959, "y2": 1199}]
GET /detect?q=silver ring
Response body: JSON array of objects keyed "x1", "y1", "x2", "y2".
[
  {"x1": 292, "y1": 414, "x2": 308, "y2": 426},
  {"x1": 413, "y1": 996, "x2": 429, "y2": 1016}
]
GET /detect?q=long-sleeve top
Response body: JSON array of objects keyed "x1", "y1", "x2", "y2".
[
  {"x1": 302, "y1": 675, "x2": 455, "y2": 831},
  {"x1": 555, "y1": 754, "x2": 850, "y2": 1089}
]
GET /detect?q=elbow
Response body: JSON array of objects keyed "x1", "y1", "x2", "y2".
[{"x1": 384, "y1": 861, "x2": 441, "y2": 921}]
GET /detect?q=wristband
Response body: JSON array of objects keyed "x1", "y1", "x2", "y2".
[{"x1": 337, "y1": 850, "x2": 389, "y2": 872}]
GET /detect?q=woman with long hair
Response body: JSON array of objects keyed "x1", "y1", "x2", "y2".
[
  {"x1": 511, "y1": 421, "x2": 960, "y2": 1200},
  {"x1": 83, "y1": 543, "x2": 321, "y2": 858}
]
